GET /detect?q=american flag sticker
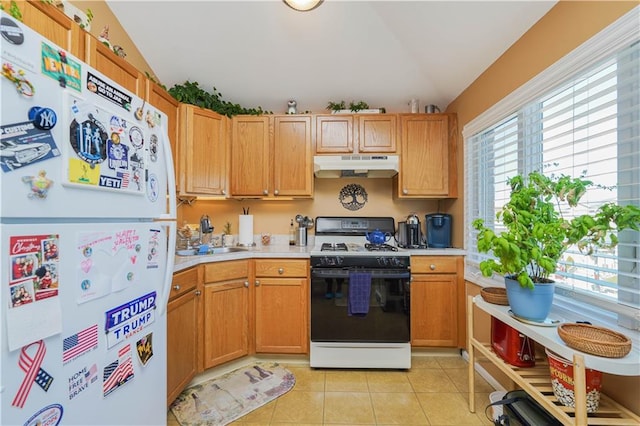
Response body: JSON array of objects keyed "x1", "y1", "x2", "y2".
[
  {"x1": 103, "y1": 344, "x2": 134, "y2": 397},
  {"x1": 62, "y1": 324, "x2": 98, "y2": 364}
]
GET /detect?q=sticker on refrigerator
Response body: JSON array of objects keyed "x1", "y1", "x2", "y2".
[
  {"x1": 67, "y1": 96, "x2": 146, "y2": 195},
  {"x1": 104, "y1": 291, "x2": 156, "y2": 348},
  {"x1": 0, "y1": 120, "x2": 61, "y2": 173},
  {"x1": 6, "y1": 234, "x2": 62, "y2": 350},
  {"x1": 62, "y1": 324, "x2": 98, "y2": 364},
  {"x1": 102, "y1": 343, "x2": 134, "y2": 398},
  {"x1": 67, "y1": 363, "x2": 98, "y2": 400},
  {"x1": 87, "y1": 71, "x2": 132, "y2": 111},
  {"x1": 1, "y1": 16, "x2": 25, "y2": 45},
  {"x1": 146, "y1": 228, "x2": 160, "y2": 268},
  {"x1": 41, "y1": 42, "x2": 81, "y2": 91},
  {"x1": 23, "y1": 403, "x2": 63, "y2": 426},
  {"x1": 135, "y1": 332, "x2": 153, "y2": 366},
  {"x1": 11, "y1": 340, "x2": 54, "y2": 408},
  {"x1": 2, "y1": 61, "x2": 35, "y2": 96}
]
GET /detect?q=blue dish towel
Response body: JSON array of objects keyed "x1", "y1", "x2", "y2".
[{"x1": 348, "y1": 271, "x2": 372, "y2": 316}]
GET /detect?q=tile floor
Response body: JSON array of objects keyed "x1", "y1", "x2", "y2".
[{"x1": 167, "y1": 354, "x2": 498, "y2": 425}]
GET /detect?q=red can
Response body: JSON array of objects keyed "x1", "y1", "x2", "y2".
[{"x1": 491, "y1": 317, "x2": 536, "y2": 367}]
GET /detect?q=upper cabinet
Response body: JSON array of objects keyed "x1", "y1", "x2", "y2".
[
  {"x1": 357, "y1": 114, "x2": 397, "y2": 153},
  {"x1": 178, "y1": 105, "x2": 228, "y2": 196},
  {"x1": 85, "y1": 35, "x2": 145, "y2": 97},
  {"x1": 230, "y1": 115, "x2": 313, "y2": 198},
  {"x1": 315, "y1": 114, "x2": 397, "y2": 154},
  {"x1": 394, "y1": 113, "x2": 458, "y2": 198},
  {"x1": 4, "y1": 0, "x2": 86, "y2": 60},
  {"x1": 146, "y1": 80, "x2": 179, "y2": 179},
  {"x1": 315, "y1": 115, "x2": 354, "y2": 154}
]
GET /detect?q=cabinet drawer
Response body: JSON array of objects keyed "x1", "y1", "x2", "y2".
[
  {"x1": 204, "y1": 260, "x2": 249, "y2": 283},
  {"x1": 171, "y1": 267, "x2": 199, "y2": 300},
  {"x1": 411, "y1": 256, "x2": 458, "y2": 274},
  {"x1": 255, "y1": 259, "x2": 308, "y2": 278}
]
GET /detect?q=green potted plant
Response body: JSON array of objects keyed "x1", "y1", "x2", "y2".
[{"x1": 472, "y1": 171, "x2": 640, "y2": 322}]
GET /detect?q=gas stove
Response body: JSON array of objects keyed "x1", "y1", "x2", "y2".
[{"x1": 311, "y1": 216, "x2": 409, "y2": 268}]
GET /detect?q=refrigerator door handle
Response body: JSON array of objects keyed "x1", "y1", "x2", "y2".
[
  {"x1": 158, "y1": 126, "x2": 177, "y2": 221},
  {"x1": 157, "y1": 220, "x2": 177, "y2": 315}
]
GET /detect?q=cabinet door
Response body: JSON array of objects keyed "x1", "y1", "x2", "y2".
[
  {"x1": 398, "y1": 114, "x2": 449, "y2": 197},
  {"x1": 85, "y1": 36, "x2": 145, "y2": 97},
  {"x1": 179, "y1": 105, "x2": 227, "y2": 196},
  {"x1": 410, "y1": 274, "x2": 458, "y2": 347},
  {"x1": 273, "y1": 116, "x2": 313, "y2": 197},
  {"x1": 167, "y1": 289, "x2": 200, "y2": 406},
  {"x1": 7, "y1": 0, "x2": 85, "y2": 60},
  {"x1": 230, "y1": 116, "x2": 270, "y2": 196},
  {"x1": 315, "y1": 115, "x2": 354, "y2": 154},
  {"x1": 358, "y1": 115, "x2": 397, "y2": 153},
  {"x1": 203, "y1": 280, "x2": 250, "y2": 368},
  {"x1": 255, "y1": 277, "x2": 308, "y2": 353},
  {"x1": 147, "y1": 80, "x2": 179, "y2": 179}
]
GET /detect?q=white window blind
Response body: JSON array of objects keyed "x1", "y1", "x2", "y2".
[{"x1": 464, "y1": 8, "x2": 640, "y2": 329}]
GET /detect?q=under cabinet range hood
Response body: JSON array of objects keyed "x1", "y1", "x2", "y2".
[{"x1": 313, "y1": 155, "x2": 399, "y2": 178}]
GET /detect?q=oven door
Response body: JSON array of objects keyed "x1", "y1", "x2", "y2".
[{"x1": 310, "y1": 267, "x2": 411, "y2": 343}]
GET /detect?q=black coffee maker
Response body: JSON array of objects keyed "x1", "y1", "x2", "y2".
[
  {"x1": 426, "y1": 214, "x2": 452, "y2": 248},
  {"x1": 401, "y1": 213, "x2": 422, "y2": 248}
]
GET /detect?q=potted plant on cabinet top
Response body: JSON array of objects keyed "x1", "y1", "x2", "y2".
[{"x1": 472, "y1": 170, "x2": 640, "y2": 322}]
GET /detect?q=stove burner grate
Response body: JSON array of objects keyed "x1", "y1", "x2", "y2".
[
  {"x1": 321, "y1": 243, "x2": 348, "y2": 252},
  {"x1": 365, "y1": 243, "x2": 398, "y2": 252}
]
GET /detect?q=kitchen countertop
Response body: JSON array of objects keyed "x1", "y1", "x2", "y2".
[{"x1": 173, "y1": 245, "x2": 466, "y2": 272}]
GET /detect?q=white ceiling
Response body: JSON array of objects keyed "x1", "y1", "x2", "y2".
[{"x1": 106, "y1": 1, "x2": 557, "y2": 114}]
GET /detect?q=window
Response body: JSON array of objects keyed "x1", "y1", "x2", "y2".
[{"x1": 464, "y1": 9, "x2": 639, "y2": 329}]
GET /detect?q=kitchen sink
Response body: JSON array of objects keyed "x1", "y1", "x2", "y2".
[{"x1": 175, "y1": 247, "x2": 247, "y2": 256}]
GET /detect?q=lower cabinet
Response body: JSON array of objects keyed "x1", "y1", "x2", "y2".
[
  {"x1": 167, "y1": 266, "x2": 201, "y2": 406},
  {"x1": 410, "y1": 256, "x2": 463, "y2": 347},
  {"x1": 202, "y1": 260, "x2": 251, "y2": 369},
  {"x1": 254, "y1": 259, "x2": 309, "y2": 354}
]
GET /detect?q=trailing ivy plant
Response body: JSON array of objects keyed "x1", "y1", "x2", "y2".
[
  {"x1": 168, "y1": 81, "x2": 270, "y2": 117},
  {"x1": 1, "y1": 1, "x2": 23, "y2": 20},
  {"x1": 472, "y1": 170, "x2": 640, "y2": 289},
  {"x1": 327, "y1": 100, "x2": 370, "y2": 112}
]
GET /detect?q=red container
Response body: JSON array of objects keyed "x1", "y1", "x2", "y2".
[{"x1": 491, "y1": 317, "x2": 536, "y2": 367}]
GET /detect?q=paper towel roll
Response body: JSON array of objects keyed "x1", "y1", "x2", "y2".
[{"x1": 238, "y1": 215, "x2": 254, "y2": 246}]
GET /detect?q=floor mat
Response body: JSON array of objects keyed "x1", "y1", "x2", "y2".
[{"x1": 170, "y1": 362, "x2": 295, "y2": 425}]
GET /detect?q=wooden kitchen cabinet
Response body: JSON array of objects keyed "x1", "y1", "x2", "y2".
[
  {"x1": 3, "y1": 0, "x2": 85, "y2": 60},
  {"x1": 202, "y1": 260, "x2": 251, "y2": 369},
  {"x1": 178, "y1": 104, "x2": 228, "y2": 196},
  {"x1": 254, "y1": 259, "x2": 309, "y2": 354},
  {"x1": 315, "y1": 115, "x2": 354, "y2": 153},
  {"x1": 410, "y1": 256, "x2": 463, "y2": 347},
  {"x1": 357, "y1": 114, "x2": 397, "y2": 153},
  {"x1": 85, "y1": 34, "x2": 145, "y2": 97},
  {"x1": 395, "y1": 114, "x2": 458, "y2": 198},
  {"x1": 273, "y1": 115, "x2": 313, "y2": 197},
  {"x1": 229, "y1": 116, "x2": 270, "y2": 197},
  {"x1": 230, "y1": 115, "x2": 313, "y2": 198},
  {"x1": 146, "y1": 80, "x2": 179, "y2": 179},
  {"x1": 167, "y1": 266, "x2": 202, "y2": 406},
  {"x1": 315, "y1": 114, "x2": 397, "y2": 154}
]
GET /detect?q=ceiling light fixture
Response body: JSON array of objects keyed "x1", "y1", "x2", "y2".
[{"x1": 283, "y1": 0, "x2": 323, "y2": 12}]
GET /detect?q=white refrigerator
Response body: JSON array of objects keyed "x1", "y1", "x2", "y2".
[{"x1": 1, "y1": 12, "x2": 176, "y2": 425}]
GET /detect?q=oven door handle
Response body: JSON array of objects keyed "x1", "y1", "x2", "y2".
[{"x1": 311, "y1": 268, "x2": 411, "y2": 280}]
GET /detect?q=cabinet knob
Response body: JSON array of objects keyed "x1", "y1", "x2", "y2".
[
  {"x1": 222, "y1": 190, "x2": 226, "y2": 195},
  {"x1": 263, "y1": 189, "x2": 268, "y2": 195},
  {"x1": 403, "y1": 189, "x2": 408, "y2": 195},
  {"x1": 255, "y1": 280, "x2": 261, "y2": 286},
  {"x1": 274, "y1": 189, "x2": 279, "y2": 195},
  {"x1": 430, "y1": 264, "x2": 436, "y2": 270},
  {"x1": 278, "y1": 268, "x2": 284, "y2": 275},
  {"x1": 195, "y1": 290, "x2": 201, "y2": 296},
  {"x1": 244, "y1": 281, "x2": 249, "y2": 288},
  {"x1": 173, "y1": 285, "x2": 181, "y2": 291}
]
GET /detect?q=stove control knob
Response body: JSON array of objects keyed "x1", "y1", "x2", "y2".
[
  {"x1": 336, "y1": 256, "x2": 344, "y2": 266},
  {"x1": 377, "y1": 257, "x2": 388, "y2": 266}
]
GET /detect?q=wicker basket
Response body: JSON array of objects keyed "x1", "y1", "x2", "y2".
[
  {"x1": 557, "y1": 323, "x2": 632, "y2": 358},
  {"x1": 480, "y1": 287, "x2": 509, "y2": 306}
]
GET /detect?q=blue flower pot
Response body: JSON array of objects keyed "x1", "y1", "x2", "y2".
[{"x1": 504, "y1": 276, "x2": 555, "y2": 322}]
